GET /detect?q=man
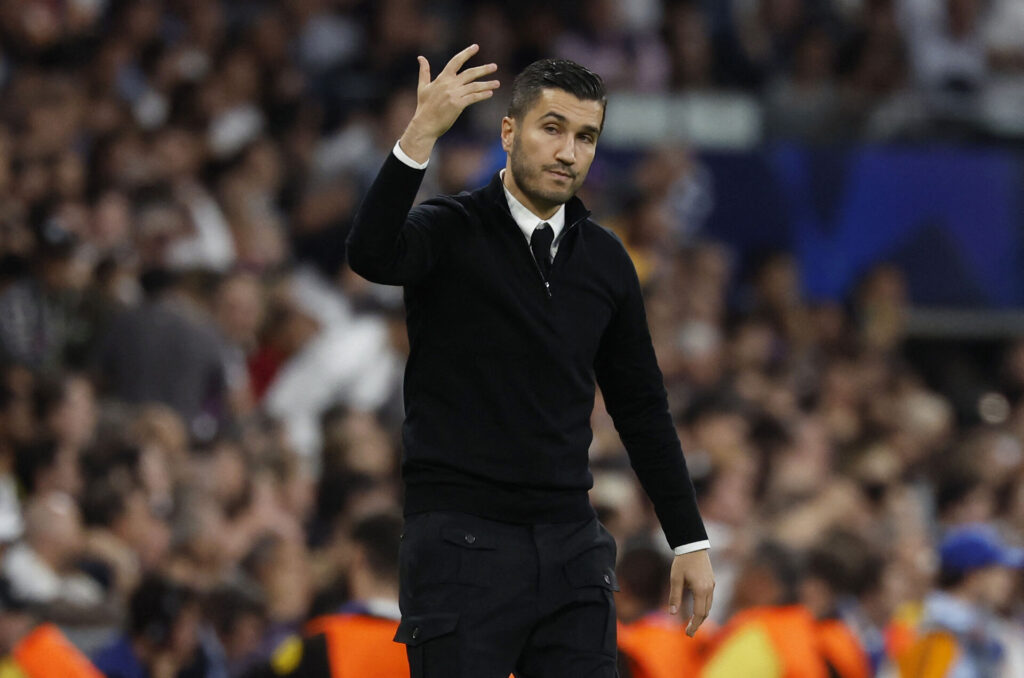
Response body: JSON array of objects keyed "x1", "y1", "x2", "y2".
[
  {"x1": 249, "y1": 512, "x2": 409, "y2": 678},
  {"x1": 346, "y1": 46, "x2": 713, "y2": 676},
  {"x1": 91, "y1": 575, "x2": 206, "y2": 678},
  {"x1": 0, "y1": 576, "x2": 104, "y2": 678},
  {"x1": 1, "y1": 491, "x2": 110, "y2": 624},
  {"x1": 893, "y1": 524, "x2": 1023, "y2": 678}
]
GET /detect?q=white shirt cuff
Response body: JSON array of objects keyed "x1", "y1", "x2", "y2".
[
  {"x1": 673, "y1": 540, "x2": 711, "y2": 556},
  {"x1": 393, "y1": 141, "x2": 429, "y2": 169}
]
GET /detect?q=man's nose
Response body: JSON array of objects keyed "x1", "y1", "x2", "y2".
[{"x1": 555, "y1": 136, "x2": 575, "y2": 165}]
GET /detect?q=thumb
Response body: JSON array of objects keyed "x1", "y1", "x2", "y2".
[{"x1": 417, "y1": 56, "x2": 431, "y2": 88}]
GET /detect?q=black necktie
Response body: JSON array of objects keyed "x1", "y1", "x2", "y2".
[{"x1": 530, "y1": 222, "x2": 553, "y2": 279}]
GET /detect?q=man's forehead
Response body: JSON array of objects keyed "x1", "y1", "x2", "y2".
[{"x1": 526, "y1": 88, "x2": 605, "y2": 127}]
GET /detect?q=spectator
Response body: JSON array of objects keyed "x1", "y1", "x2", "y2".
[
  {"x1": 92, "y1": 575, "x2": 206, "y2": 678},
  {"x1": 899, "y1": 0, "x2": 989, "y2": 127},
  {"x1": 251, "y1": 511, "x2": 407, "y2": 678},
  {"x1": 701, "y1": 539, "x2": 869, "y2": 677},
  {"x1": 1, "y1": 491, "x2": 113, "y2": 624},
  {"x1": 616, "y1": 543, "x2": 703, "y2": 678},
  {"x1": 14, "y1": 436, "x2": 81, "y2": 499},
  {"x1": 0, "y1": 218, "x2": 85, "y2": 371},
  {"x1": 555, "y1": 0, "x2": 671, "y2": 91},
  {"x1": 0, "y1": 576, "x2": 104, "y2": 678},
  {"x1": 764, "y1": 25, "x2": 844, "y2": 142},
  {"x1": 95, "y1": 268, "x2": 227, "y2": 442},
  {"x1": 202, "y1": 582, "x2": 268, "y2": 678},
  {"x1": 892, "y1": 524, "x2": 1023, "y2": 677}
]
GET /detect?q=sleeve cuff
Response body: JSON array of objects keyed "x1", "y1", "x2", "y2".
[
  {"x1": 393, "y1": 141, "x2": 429, "y2": 169},
  {"x1": 673, "y1": 540, "x2": 710, "y2": 556}
]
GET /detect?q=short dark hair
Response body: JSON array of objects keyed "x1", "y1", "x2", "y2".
[
  {"x1": 80, "y1": 477, "x2": 130, "y2": 527},
  {"x1": 507, "y1": 58, "x2": 606, "y2": 126},
  {"x1": 617, "y1": 544, "x2": 671, "y2": 611},
  {"x1": 205, "y1": 581, "x2": 266, "y2": 638},
  {"x1": 128, "y1": 575, "x2": 198, "y2": 646},
  {"x1": 351, "y1": 512, "x2": 403, "y2": 583},
  {"x1": 14, "y1": 437, "x2": 60, "y2": 494},
  {"x1": 805, "y1": 530, "x2": 883, "y2": 598}
]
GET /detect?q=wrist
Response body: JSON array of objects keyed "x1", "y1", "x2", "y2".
[{"x1": 399, "y1": 122, "x2": 437, "y2": 164}]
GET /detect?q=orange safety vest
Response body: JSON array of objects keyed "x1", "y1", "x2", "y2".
[
  {"x1": 816, "y1": 618, "x2": 871, "y2": 678},
  {"x1": 895, "y1": 631, "x2": 960, "y2": 678},
  {"x1": 305, "y1": 613, "x2": 408, "y2": 678},
  {"x1": 11, "y1": 624, "x2": 104, "y2": 678},
  {"x1": 701, "y1": 605, "x2": 869, "y2": 678},
  {"x1": 617, "y1": 613, "x2": 705, "y2": 678},
  {"x1": 886, "y1": 601, "x2": 924, "y2": 668}
]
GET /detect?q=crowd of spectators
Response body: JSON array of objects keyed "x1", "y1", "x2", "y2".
[{"x1": 0, "y1": 0, "x2": 1022, "y2": 676}]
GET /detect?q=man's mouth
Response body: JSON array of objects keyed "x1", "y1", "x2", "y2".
[{"x1": 545, "y1": 168, "x2": 574, "y2": 179}]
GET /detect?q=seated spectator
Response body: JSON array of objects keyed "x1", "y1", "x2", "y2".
[
  {"x1": 14, "y1": 435, "x2": 81, "y2": 500},
  {"x1": 92, "y1": 575, "x2": 206, "y2": 678},
  {"x1": 0, "y1": 491, "x2": 111, "y2": 624},
  {"x1": 94, "y1": 267, "x2": 227, "y2": 442},
  {"x1": 79, "y1": 473, "x2": 170, "y2": 595},
  {"x1": 899, "y1": 0, "x2": 989, "y2": 125},
  {"x1": 203, "y1": 582, "x2": 268, "y2": 678}
]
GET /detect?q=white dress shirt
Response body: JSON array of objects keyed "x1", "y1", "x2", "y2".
[{"x1": 391, "y1": 142, "x2": 710, "y2": 557}]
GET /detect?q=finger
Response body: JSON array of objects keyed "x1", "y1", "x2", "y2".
[
  {"x1": 458, "y1": 80, "x2": 500, "y2": 96},
  {"x1": 686, "y1": 588, "x2": 713, "y2": 637},
  {"x1": 668, "y1": 575, "x2": 683, "y2": 616},
  {"x1": 417, "y1": 56, "x2": 431, "y2": 88},
  {"x1": 459, "y1": 89, "x2": 496, "y2": 106},
  {"x1": 442, "y1": 43, "x2": 480, "y2": 76},
  {"x1": 457, "y1": 62, "x2": 498, "y2": 84}
]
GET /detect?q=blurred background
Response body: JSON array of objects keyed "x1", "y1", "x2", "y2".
[{"x1": 0, "y1": 0, "x2": 1022, "y2": 676}]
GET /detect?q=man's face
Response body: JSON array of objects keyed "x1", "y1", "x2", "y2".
[
  {"x1": 502, "y1": 88, "x2": 604, "y2": 214},
  {"x1": 971, "y1": 565, "x2": 1017, "y2": 611}
]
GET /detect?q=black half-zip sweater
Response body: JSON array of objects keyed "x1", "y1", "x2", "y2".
[{"x1": 346, "y1": 153, "x2": 707, "y2": 548}]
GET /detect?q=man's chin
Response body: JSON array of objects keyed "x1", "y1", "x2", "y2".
[
  {"x1": 536, "y1": 187, "x2": 576, "y2": 206},
  {"x1": 519, "y1": 175, "x2": 579, "y2": 209}
]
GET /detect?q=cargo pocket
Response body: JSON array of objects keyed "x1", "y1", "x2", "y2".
[
  {"x1": 564, "y1": 549, "x2": 619, "y2": 657},
  {"x1": 394, "y1": 612, "x2": 460, "y2": 678},
  {"x1": 440, "y1": 525, "x2": 498, "y2": 587}
]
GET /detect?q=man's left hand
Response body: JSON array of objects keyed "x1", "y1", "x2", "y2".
[{"x1": 668, "y1": 549, "x2": 714, "y2": 637}]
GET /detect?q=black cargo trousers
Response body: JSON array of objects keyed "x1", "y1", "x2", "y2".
[{"x1": 394, "y1": 511, "x2": 620, "y2": 677}]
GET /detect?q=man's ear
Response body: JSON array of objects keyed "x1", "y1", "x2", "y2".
[{"x1": 500, "y1": 116, "x2": 515, "y2": 153}]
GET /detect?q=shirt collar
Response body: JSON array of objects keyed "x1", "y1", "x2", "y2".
[
  {"x1": 922, "y1": 591, "x2": 987, "y2": 635},
  {"x1": 500, "y1": 169, "x2": 566, "y2": 243}
]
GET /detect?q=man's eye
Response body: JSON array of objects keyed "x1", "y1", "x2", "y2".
[
  {"x1": 579, "y1": 135, "x2": 594, "y2": 144},
  {"x1": 544, "y1": 126, "x2": 558, "y2": 134}
]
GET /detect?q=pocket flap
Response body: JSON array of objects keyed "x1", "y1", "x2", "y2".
[
  {"x1": 565, "y1": 555, "x2": 620, "y2": 591},
  {"x1": 394, "y1": 613, "x2": 459, "y2": 646},
  {"x1": 440, "y1": 526, "x2": 496, "y2": 550}
]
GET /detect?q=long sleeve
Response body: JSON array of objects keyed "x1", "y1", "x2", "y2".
[
  {"x1": 345, "y1": 152, "x2": 455, "y2": 285},
  {"x1": 593, "y1": 249, "x2": 707, "y2": 549}
]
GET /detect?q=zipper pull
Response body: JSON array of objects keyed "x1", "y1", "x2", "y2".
[{"x1": 544, "y1": 281, "x2": 551, "y2": 297}]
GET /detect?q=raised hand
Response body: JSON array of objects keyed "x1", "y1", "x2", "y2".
[{"x1": 399, "y1": 44, "x2": 500, "y2": 163}]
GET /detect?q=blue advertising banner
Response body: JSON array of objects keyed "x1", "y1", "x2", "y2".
[{"x1": 703, "y1": 146, "x2": 1024, "y2": 308}]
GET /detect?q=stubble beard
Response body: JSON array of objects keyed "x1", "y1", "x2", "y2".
[{"x1": 509, "y1": 138, "x2": 580, "y2": 211}]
